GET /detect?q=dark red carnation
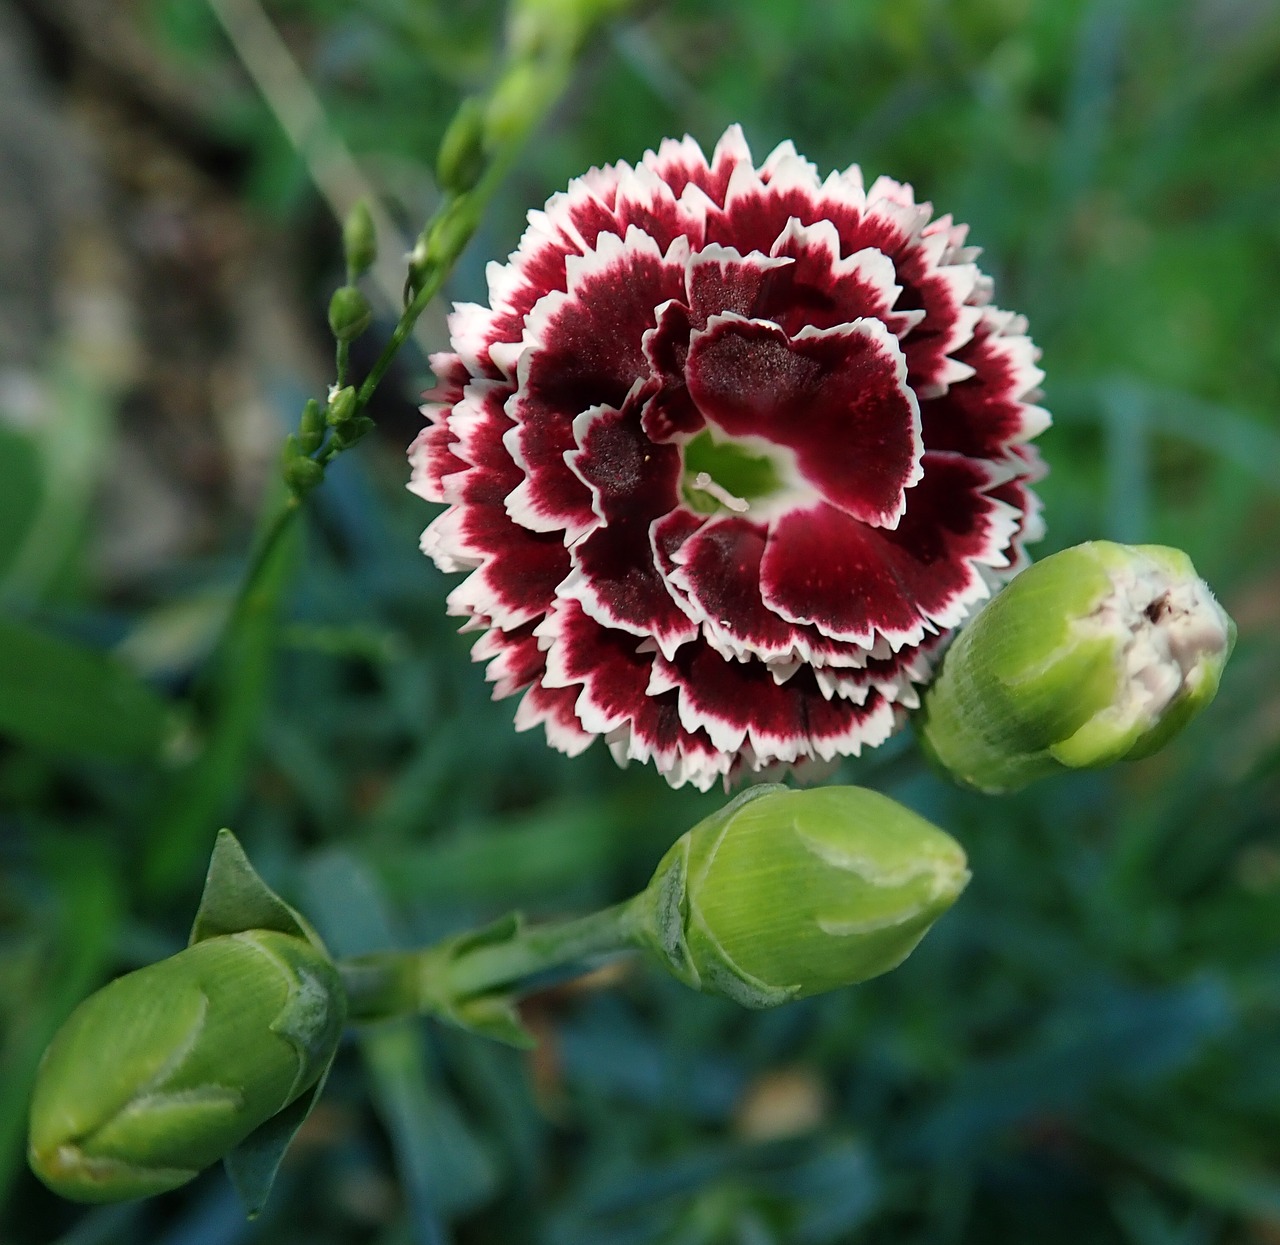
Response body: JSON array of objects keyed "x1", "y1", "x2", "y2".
[{"x1": 409, "y1": 126, "x2": 1048, "y2": 790}]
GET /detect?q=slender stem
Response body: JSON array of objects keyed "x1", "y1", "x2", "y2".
[
  {"x1": 218, "y1": 491, "x2": 302, "y2": 662},
  {"x1": 355, "y1": 278, "x2": 437, "y2": 411},
  {"x1": 338, "y1": 897, "x2": 645, "y2": 1024},
  {"x1": 448, "y1": 899, "x2": 643, "y2": 998}
]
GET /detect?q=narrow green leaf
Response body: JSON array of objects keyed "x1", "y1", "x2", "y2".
[
  {"x1": 0, "y1": 614, "x2": 173, "y2": 761},
  {"x1": 143, "y1": 499, "x2": 301, "y2": 896}
]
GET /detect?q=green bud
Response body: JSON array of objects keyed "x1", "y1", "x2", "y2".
[
  {"x1": 424, "y1": 199, "x2": 478, "y2": 270},
  {"x1": 436, "y1": 97, "x2": 487, "y2": 195},
  {"x1": 484, "y1": 62, "x2": 554, "y2": 150},
  {"x1": 328, "y1": 286, "x2": 372, "y2": 342},
  {"x1": 917, "y1": 541, "x2": 1236, "y2": 793},
  {"x1": 28, "y1": 929, "x2": 345, "y2": 1204},
  {"x1": 297, "y1": 398, "x2": 324, "y2": 455},
  {"x1": 326, "y1": 385, "x2": 358, "y2": 426},
  {"x1": 283, "y1": 455, "x2": 324, "y2": 495},
  {"x1": 635, "y1": 785, "x2": 969, "y2": 1008},
  {"x1": 330, "y1": 414, "x2": 376, "y2": 451},
  {"x1": 342, "y1": 200, "x2": 377, "y2": 278},
  {"x1": 507, "y1": 0, "x2": 630, "y2": 60}
]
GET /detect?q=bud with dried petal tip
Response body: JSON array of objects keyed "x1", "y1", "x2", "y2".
[
  {"x1": 28, "y1": 930, "x2": 344, "y2": 1204},
  {"x1": 634, "y1": 785, "x2": 969, "y2": 1008},
  {"x1": 328, "y1": 286, "x2": 372, "y2": 342},
  {"x1": 326, "y1": 385, "x2": 357, "y2": 426},
  {"x1": 917, "y1": 541, "x2": 1235, "y2": 793}
]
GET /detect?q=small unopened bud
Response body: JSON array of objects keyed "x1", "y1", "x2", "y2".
[
  {"x1": 484, "y1": 63, "x2": 553, "y2": 150},
  {"x1": 918, "y1": 541, "x2": 1235, "y2": 793},
  {"x1": 342, "y1": 200, "x2": 377, "y2": 278},
  {"x1": 329, "y1": 414, "x2": 376, "y2": 451},
  {"x1": 328, "y1": 286, "x2": 372, "y2": 342},
  {"x1": 424, "y1": 199, "x2": 478, "y2": 270},
  {"x1": 28, "y1": 930, "x2": 345, "y2": 1203},
  {"x1": 326, "y1": 385, "x2": 358, "y2": 427},
  {"x1": 436, "y1": 98, "x2": 487, "y2": 195},
  {"x1": 297, "y1": 398, "x2": 324, "y2": 455},
  {"x1": 507, "y1": 0, "x2": 630, "y2": 60},
  {"x1": 284, "y1": 455, "x2": 324, "y2": 495},
  {"x1": 634, "y1": 785, "x2": 969, "y2": 1008}
]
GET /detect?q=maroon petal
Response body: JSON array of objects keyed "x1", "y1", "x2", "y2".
[
  {"x1": 514, "y1": 679, "x2": 595, "y2": 757},
  {"x1": 424, "y1": 352, "x2": 471, "y2": 404},
  {"x1": 541, "y1": 601, "x2": 740, "y2": 789},
  {"x1": 762, "y1": 452, "x2": 1021, "y2": 643},
  {"x1": 650, "y1": 506, "x2": 707, "y2": 582},
  {"x1": 759, "y1": 219, "x2": 902, "y2": 336},
  {"x1": 685, "y1": 314, "x2": 922, "y2": 526},
  {"x1": 471, "y1": 622, "x2": 545, "y2": 699},
  {"x1": 684, "y1": 244, "x2": 794, "y2": 328},
  {"x1": 640, "y1": 126, "x2": 753, "y2": 209},
  {"x1": 425, "y1": 386, "x2": 570, "y2": 629},
  {"x1": 653, "y1": 645, "x2": 900, "y2": 762},
  {"x1": 560, "y1": 401, "x2": 697, "y2": 657},
  {"x1": 640, "y1": 299, "x2": 705, "y2": 442},
  {"x1": 408, "y1": 415, "x2": 465, "y2": 506},
  {"x1": 919, "y1": 308, "x2": 1049, "y2": 457},
  {"x1": 702, "y1": 147, "x2": 830, "y2": 256},
  {"x1": 668, "y1": 515, "x2": 805, "y2": 662},
  {"x1": 760, "y1": 502, "x2": 923, "y2": 646},
  {"x1": 506, "y1": 229, "x2": 688, "y2": 537}
]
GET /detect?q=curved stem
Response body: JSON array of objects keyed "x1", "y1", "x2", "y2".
[{"x1": 338, "y1": 897, "x2": 645, "y2": 1024}]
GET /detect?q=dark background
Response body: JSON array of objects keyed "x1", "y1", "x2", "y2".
[{"x1": 2, "y1": 0, "x2": 1279, "y2": 1241}]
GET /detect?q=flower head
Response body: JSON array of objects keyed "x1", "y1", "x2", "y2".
[{"x1": 411, "y1": 126, "x2": 1048, "y2": 790}]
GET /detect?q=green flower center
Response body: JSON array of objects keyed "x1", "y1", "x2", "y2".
[{"x1": 681, "y1": 431, "x2": 785, "y2": 515}]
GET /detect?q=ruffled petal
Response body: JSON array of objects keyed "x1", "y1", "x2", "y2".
[{"x1": 684, "y1": 314, "x2": 922, "y2": 527}]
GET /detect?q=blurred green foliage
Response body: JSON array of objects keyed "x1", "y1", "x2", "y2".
[{"x1": 3, "y1": 0, "x2": 1280, "y2": 1242}]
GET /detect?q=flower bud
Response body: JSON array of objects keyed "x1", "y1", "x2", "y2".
[
  {"x1": 634, "y1": 785, "x2": 969, "y2": 1007},
  {"x1": 297, "y1": 398, "x2": 325, "y2": 455},
  {"x1": 507, "y1": 0, "x2": 629, "y2": 60},
  {"x1": 28, "y1": 929, "x2": 345, "y2": 1204},
  {"x1": 326, "y1": 385, "x2": 358, "y2": 426},
  {"x1": 917, "y1": 541, "x2": 1235, "y2": 793},
  {"x1": 436, "y1": 97, "x2": 487, "y2": 195},
  {"x1": 328, "y1": 286, "x2": 372, "y2": 342},
  {"x1": 284, "y1": 454, "x2": 324, "y2": 495},
  {"x1": 342, "y1": 200, "x2": 377, "y2": 278},
  {"x1": 484, "y1": 63, "x2": 554, "y2": 149}
]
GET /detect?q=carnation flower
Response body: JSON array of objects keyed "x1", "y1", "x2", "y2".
[{"x1": 410, "y1": 125, "x2": 1048, "y2": 791}]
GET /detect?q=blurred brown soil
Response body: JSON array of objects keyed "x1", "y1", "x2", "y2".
[{"x1": 1, "y1": 0, "x2": 328, "y2": 596}]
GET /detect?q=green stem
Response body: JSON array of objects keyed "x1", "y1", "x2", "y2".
[{"x1": 339, "y1": 896, "x2": 645, "y2": 1024}]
